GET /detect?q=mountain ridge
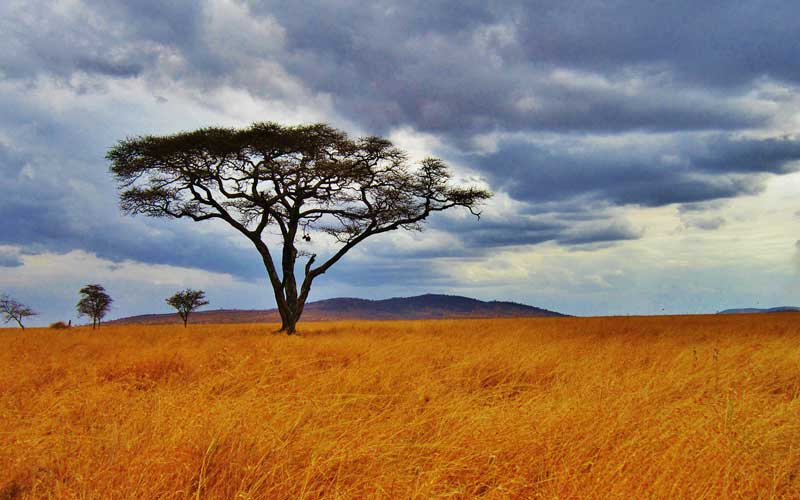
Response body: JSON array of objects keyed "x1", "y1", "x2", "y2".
[
  {"x1": 109, "y1": 293, "x2": 567, "y2": 325},
  {"x1": 718, "y1": 306, "x2": 800, "y2": 314}
]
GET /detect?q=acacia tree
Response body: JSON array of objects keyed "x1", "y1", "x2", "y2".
[
  {"x1": 0, "y1": 293, "x2": 37, "y2": 330},
  {"x1": 166, "y1": 289, "x2": 209, "y2": 327},
  {"x1": 108, "y1": 122, "x2": 490, "y2": 334},
  {"x1": 77, "y1": 284, "x2": 113, "y2": 329}
]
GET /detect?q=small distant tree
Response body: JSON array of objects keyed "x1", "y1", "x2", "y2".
[
  {"x1": 166, "y1": 289, "x2": 209, "y2": 327},
  {"x1": 76, "y1": 284, "x2": 113, "y2": 329},
  {"x1": 0, "y1": 293, "x2": 37, "y2": 330}
]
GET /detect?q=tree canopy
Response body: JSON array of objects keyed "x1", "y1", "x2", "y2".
[
  {"x1": 77, "y1": 284, "x2": 113, "y2": 329},
  {"x1": 0, "y1": 293, "x2": 37, "y2": 330},
  {"x1": 108, "y1": 122, "x2": 490, "y2": 333},
  {"x1": 166, "y1": 289, "x2": 209, "y2": 327}
]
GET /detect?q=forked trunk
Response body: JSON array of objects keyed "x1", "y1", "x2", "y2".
[
  {"x1": 276, "y1": 303, "x2": 292, "y2": 334},
  {"x1": 277, "y1": 297, "x2": 303, "y2": 335},
  {"x1": 258, "y1": 236, "x2": 312, "y2": 335},
  {"x1": 278, "y1": 309, "x2": 298, "y2": 334}
]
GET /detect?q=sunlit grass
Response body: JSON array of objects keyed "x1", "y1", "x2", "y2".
[{"x1": 1, "y1": 315, "x2": 799, "y2": 498}]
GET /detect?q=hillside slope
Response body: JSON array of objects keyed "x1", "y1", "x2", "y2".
[
  {"x1": 110, "y1": 294, "x2": 566, "y2": 325},
  {"x1": 718, "y1": 306, "x2": 800, "y2": 314}
]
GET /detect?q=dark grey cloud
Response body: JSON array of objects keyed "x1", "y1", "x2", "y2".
[
  {"x1": 1, "y1": 2, "x2": 156, "y2": 82},
  {"x1": 446, "y1": 217, "x2": 564, "y2": 248},
  {"x1": 428, "y1": 210, "x2": 643, "y2": 250},
  {"x1": 3, "y1": 0, "x2": 790, "y2": 136},
  {"x1": 692, "y1": 136, "x2": 800, "y2": 173},
  {"x1": 326, "y1": 259, "x2": 452, "y2": 288},
  {"x1": 1, "y1": 0, "x2": 794, "y2": 142},
  {"x1": 472, "y1": 134, "x2": 800, "y2": 209},
  {"x1": 271, "y1": 19, "x2": 766, "y2": 136},
  {"x1": 682, "y1": 216, "x2": 726, "y2": 231},
  {"x1": 239, "y1": 0, "x2": 796, "y2": 136},
  {"x1": 75, "y1": 57, "x2": 144, "y2": 78},
  {"x1": 557, "y1": 222, "x2": 643, "y2": 246},
  {"x1": 0, "y1": 249, "x2": 23, "y2": 268},
  {"x1": 461, "y1": 225, "x2": 562, "y2": 248},
  {"x1": 676, "y1": 201, "x2": 728, "y2": 231},
  {"x1": 513, "y1": 1, "x2": 800, "y2": 89},
  {"x1": 0, "y1": 201, "x2": 264, "y2": 280},
  {"x1": 677, "y1": 201, "x2": 728, "y2": 214},
  {"x1": 0, "y1": 132, "x2": 263, "y2": 279},
  {"x1": 93, "y1": 0, "x2": 203, "y2": 46}
]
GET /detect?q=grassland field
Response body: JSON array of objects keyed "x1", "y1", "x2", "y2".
[{"x1": 1, "y1": 314, "x2": 799, "y2": 499}]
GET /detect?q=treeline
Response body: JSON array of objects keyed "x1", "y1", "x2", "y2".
[{"x1": 1, "y1": 286, "x2": 209, "y2": 330}]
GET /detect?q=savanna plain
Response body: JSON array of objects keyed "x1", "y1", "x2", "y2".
[{"x1": 2, "y1": 315, "x2": 799, "y2": 499}]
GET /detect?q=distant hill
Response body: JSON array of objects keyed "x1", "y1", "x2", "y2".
[
  {"x1": 718, "y1": 306, "x2": 800, "y2": 314},
  {"x1": 110, "y1": 294, "x2": 567, "y2": 325}
]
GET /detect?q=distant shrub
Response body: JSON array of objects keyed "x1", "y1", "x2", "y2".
[{"x1": 49, "y1": 321, "x2": 70, "y2": 329}]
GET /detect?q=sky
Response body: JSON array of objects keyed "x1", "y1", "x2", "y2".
[{"x1": 2, "y1": 0, "x2": 800, "y2": 325}]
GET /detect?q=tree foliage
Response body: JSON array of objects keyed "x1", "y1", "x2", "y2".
[
  {"x1": 77, "y1": 284, "x2": 113, "y2": 329},
  {"x1": 166, "y1": 289, "x2": 209, "y2": 327},
  {"x1": 0, "y1": 293, "x2": 37, "y2": 330},
  {"x1": 108, "y1": 122, "x2": 491, "y2": 333}
]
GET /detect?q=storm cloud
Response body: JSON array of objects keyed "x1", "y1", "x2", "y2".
[{"x1": 472, "y1": 134, "x2": 800, "y2": 209}]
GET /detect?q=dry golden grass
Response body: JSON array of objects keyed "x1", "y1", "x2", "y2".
[{"x1": 1, "y1": 314, "x2": 799, "y2": 499}]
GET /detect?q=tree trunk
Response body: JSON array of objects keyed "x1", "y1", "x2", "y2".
[
  {"x1": 271, "y1": 279, "x2": 290, "y2": 332},
  {"x1": 283, "y1": 316, "x2": 297, "y2": 335},
  {"x1": 276, "y1": 298, "x2": 290, "y2": 332},
  {"x1": 277, "y1": 301, "x2": 297, "y2": 334},
  {"x1": 255, "y1": 230, "x2": 310, "y2": 335},
  {"x1": 277, "y1": 296, "x2": 304, "y2": 335}
]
